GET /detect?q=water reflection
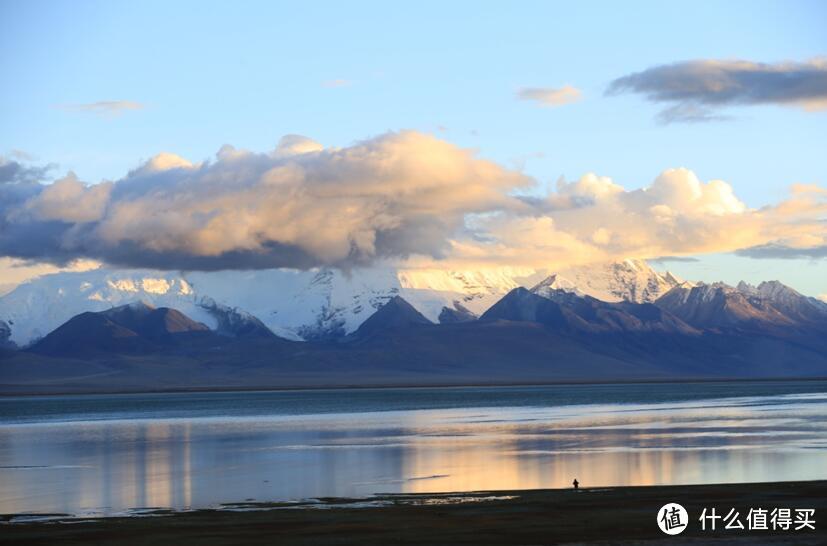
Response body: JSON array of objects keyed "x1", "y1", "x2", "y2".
[{"x1": 0, "y1": 393, "x2": 825, "y2": 515}]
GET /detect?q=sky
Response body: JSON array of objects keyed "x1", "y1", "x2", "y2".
[{"x1": 1, "y1": 0, "x2": 826, "y2": 296}]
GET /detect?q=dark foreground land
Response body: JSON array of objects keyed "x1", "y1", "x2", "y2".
[{"x1": 2, "y1": 481, "x2": 826, "y2": 545}]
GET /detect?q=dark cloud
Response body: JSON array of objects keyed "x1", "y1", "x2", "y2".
[
  {"x1": 649, "y1": 255, "x2": 701, "y2": 264},
  {"x1": 608, "y1": 59, "x2": 827, "y2": 123},
  {"x1": 736, "y1": 244, "x2": 827, "y2": 260},
  {"x1": 0, "y1": 157, "x2": 55, "y2": 185}
]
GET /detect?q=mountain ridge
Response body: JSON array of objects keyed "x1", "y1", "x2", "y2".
[
  {"x1": 0, "y1": 260, "x2": 688, "y2": 347},
  {"x1": 4, "y1": 288, "x2": 826, "y2": 394}
]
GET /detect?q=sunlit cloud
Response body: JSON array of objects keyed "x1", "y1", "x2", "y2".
[
  {"x1": 435, "y1": 169, "x2": 827, "y2": 269},
  {"x1": 0, "y1": 257, "x2": 100, "y2": 296},
  {"x1": 1, "y1": 132, "x2": 824, "y2": 273},
  {"x1": 517, "y1": 85, "x2": 582, "y2": 107},
  {"x1": 0, "y1": 132, "x2": 529, "y2": 270}
]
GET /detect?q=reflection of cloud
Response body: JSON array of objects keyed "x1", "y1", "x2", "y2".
[
  {"x1": 608, "y1": 58, "x2": 827, "y2": 123},
  {"x1": 58, "y1": 100, "x2": 144, "y2": 117},
  {"x1": 517, "y1": 85, "x2": 582, "y2": 107}
]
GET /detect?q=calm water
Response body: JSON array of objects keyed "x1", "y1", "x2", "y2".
[{"x1": 1, "y1": 381, "x2": 826, "y2": 516}]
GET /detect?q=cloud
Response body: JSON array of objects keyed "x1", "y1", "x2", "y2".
[
  {"x1": 322, "y1": 79, "x2": 351, "y2": 88},
  {"x1": 1, "y1": 132, "x2": 825, "y2": 273},
  {"x1": 517, "y1": 85, "x2": 582, "y2": 107},
  {"x1": 735, "y1": 244, "x2": 827, "y2": 259},
  {"x1": 0, "y1": 156, "x2": 55, "y2": 185},
  {"x1": 656, "y1": 103, "x2": 730, "y2": 124},
  {"x1": 59, "y1": 100, "x2": 144, "y2": 117},
  {"x1": 23, "y1": 173, "x2": 112, "y2": 223},
  {"x1": 0, "y1": 131, "x2": 529, "y2": 270},
  {"x1": 0, "y1": 257, "x2": 100, "y2": 296},
  {"x1": 649, "y1": 255, "x2": 701, "y2": 264},
  {"x1": 608, "y1": 58, "x2": 827, "y2": 123},
  {"x1": 438, "y1": 169, "x2": 827, "y2": 269},
  {"x1": 819, "y1": 294, "x2": 827, "y2": 303}
]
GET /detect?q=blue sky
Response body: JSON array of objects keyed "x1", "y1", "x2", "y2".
[{"x1": 1, "y1": 0, "x2": 826, "y2": 294}]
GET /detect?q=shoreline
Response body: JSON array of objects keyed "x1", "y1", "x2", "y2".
[
  {"x1": 2, "y1": 375, "x2": 826, "y2": 398},
  {"x1": 3, "y1": 480, "x2": 826, "y2": 545}
]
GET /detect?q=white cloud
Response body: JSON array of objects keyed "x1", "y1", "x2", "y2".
[
  {"x1": 59, "y1": 100, "x2": 144, "y2": 118},
  {"x1": 438, "y1": 168, "x2": 827, "y2": 269},
  {"x1": 517, "y1": 85, "x2": 582, "y2": 107},
  {"x1": 322, "y1": 79, "x2": 351, "y2": 88}
]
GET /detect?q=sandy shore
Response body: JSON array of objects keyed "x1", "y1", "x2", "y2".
[{"x1": 2, "y1": 480, "x2": 825, "y2": 545}]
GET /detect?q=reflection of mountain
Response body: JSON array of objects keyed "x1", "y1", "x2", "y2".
[{"x1": 4, "y1": 388, "x2": 820, "y2": 515}]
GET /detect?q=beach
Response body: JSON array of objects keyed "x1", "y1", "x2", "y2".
[{"x1": 3, "y1": 481, "x2": 825, "y2": 545}]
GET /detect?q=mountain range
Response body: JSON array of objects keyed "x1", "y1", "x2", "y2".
[
  {"x1": 2, "y1": 260, "x2": 826, "y2": 393},
  {"x1": 0, "y1": 259, "x2": 680, "y2": 347}
]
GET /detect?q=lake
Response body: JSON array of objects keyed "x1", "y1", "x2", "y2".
[{"x1": 1, "y1": 381, "x2": 826, "y2": 516}]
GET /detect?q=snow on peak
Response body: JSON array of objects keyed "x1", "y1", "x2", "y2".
[
  {"x1": 530, "y1": 274, "x2": 584, "y2": 299},
  {"x1": 0, "y1": 270, "x2": 216, "y2": 346},
  {"x1": 531, "y1": 260, "x2": 682, "y2": 303},
  {"x1": 0, "y1": 259, "x2": 692, "y2": 346}
]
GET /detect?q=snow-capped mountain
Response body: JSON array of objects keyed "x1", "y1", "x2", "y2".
[
  {"x1": 0, "y1": 265, "x2": 532, "y2": 346},
  {"x1": 655, "y1": 280, "x2": 827, "y2": 332},
  {"x1": 530, "y1": 259, "x2": 686, "y2": 303},
  {"x1": 736, "y1": 280, "x2": 827, "y2": 323},
  {"x1": 0, "y1": 260, "x2": 688, "y2": 347}
]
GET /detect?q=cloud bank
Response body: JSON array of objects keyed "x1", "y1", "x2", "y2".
[
  {"x1": 608, "y1": 59, "x2": 827, "y2": 123},
  {"x1": 1, "y1": 132, "x2": 825, "y2": 272},
  {"x1": 439, "y1": 170, "x2": 827, "y2": 269},
  {"x1": 517, "y1": 85, "x2": 582, "y2": 107},
  {"x1": 0, "y1": 132, "x2": 528, "y2": 270}
]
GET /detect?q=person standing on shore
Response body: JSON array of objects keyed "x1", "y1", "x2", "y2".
[{"x1": 573, "y1": 478, "x2": 579, "y2": 490}]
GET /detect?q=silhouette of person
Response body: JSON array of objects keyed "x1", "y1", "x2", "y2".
[{"x1": 573, "y1": 478, "x2": 579, "y2": 490}]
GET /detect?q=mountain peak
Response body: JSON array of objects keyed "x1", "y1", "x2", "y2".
[
  {"x1": 480, "y1": 287, "x2": 566, "y2": 326},
  {"x1": 438, "y1": 302, "x2": 477, "y2": 324},
  {"x1": 352, "y1": 296, "x2": 433, "y2": 339},
  {"x1": 531, "y1": 259, "x2": 681, "y2": 303},
  {"x1": 29, "y1": 302, "x2": 212, "y2": 357},
  {"x1": 654, "y1": 281, "x2": 813, "y2": 332}
]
